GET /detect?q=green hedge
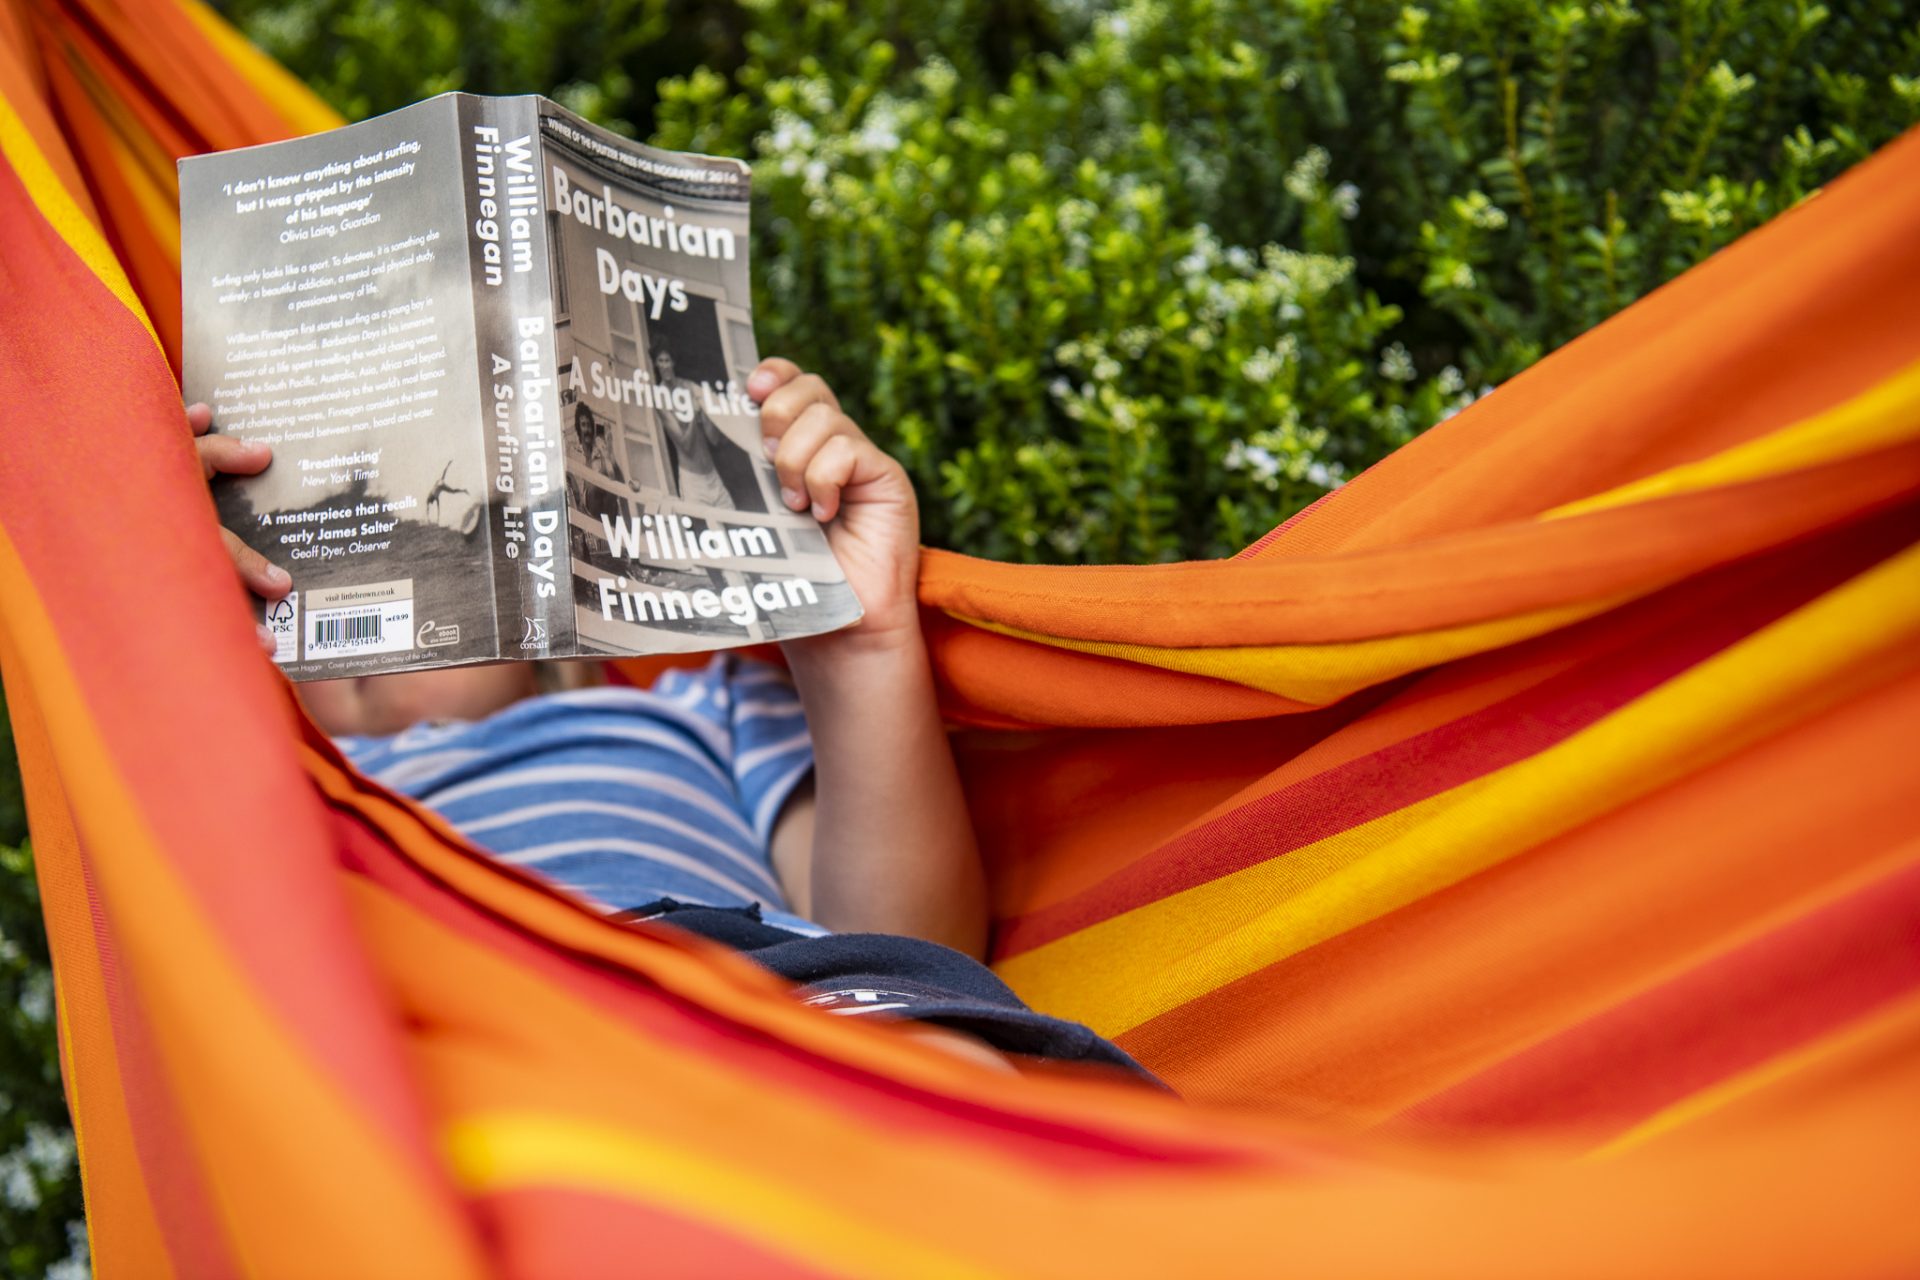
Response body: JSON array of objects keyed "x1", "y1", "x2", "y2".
[{"x1": 4, "y1": 1, "x2": 1917, "y2": 1269}]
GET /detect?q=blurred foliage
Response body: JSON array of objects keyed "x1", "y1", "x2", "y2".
[{"x1": 7, "y1": 2, "x2": 1919, "y2": 1270}]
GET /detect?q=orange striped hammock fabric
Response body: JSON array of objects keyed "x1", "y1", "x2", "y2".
[{"x1": 2, "y1": 2, "x2": 1918, "y2": 1276}]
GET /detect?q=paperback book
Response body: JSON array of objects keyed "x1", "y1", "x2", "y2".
[{"x1": 179, "y1": 92, "x2": 860, "y2": 681}]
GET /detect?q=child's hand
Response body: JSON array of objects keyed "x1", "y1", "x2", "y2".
[
  {"x1": 748, "y1": 359, "x2": 920, "y2": 649},
  {"x1": 188, "y1": 403, "x2": 289, "y2": 651}
]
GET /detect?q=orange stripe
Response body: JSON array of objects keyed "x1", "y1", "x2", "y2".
[{"x1": 923, "y1": 439, "x2": 1920, "y2": 650}]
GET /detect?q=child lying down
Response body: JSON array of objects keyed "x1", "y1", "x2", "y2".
[{"x1": 192, "y1": 357, "x2": 1156, "y2": 1083}]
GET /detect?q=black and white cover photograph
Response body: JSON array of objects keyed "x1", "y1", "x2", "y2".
[{"x1": 539, "y1": 105, "x2": 859, "y2": 656}]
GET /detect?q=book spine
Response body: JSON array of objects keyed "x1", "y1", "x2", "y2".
[{"x1": 457, "y1": 94, "x2": 576, "y2": 658}]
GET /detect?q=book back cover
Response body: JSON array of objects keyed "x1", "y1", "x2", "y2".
[{"x1": 180, "y1": 97, "x2": 504, "y2": 679}]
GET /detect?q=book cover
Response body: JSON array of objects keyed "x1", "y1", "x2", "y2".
[
  {"x1": 178, "y1": 94, "x2": 861, "y2": 681},
  {"x1": 536, "y1": 103, "x2": 861, "y2": 656}
]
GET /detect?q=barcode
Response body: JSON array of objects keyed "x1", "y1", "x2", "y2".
[
  {"x1": 300, "y1": 587, "x2": 414, "y2": 661},
  {"x1": 312, "y1": 613, "x2": 382, "y2": 648}
]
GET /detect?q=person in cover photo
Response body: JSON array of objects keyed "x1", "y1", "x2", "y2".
[
  {"x1": 192, "y1": 360, "x2": 1158, "y2": 1085},
  {"x1": 650, "y1": 344, "x2": 767, "y2": 513},
  {"x1": 564, "y1": 399, "x2": 627, "y2": 559}
]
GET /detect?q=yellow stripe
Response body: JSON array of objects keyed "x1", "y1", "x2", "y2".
[
  {"x1": 996, "y1": 541, "x2": 1920, "y2": 1037},
  {"x1": 964, "y1": 595, "x2": 1619, "y2": 704},
  {"x1": 90, "y1": 103, "x2": 181, "y2": 273},
  {"x1": 1545, "y1": 356, "x2": 1920, "y2": 520},
  {"x1": 177, "y1": 0, "x2": 342, "y2": 136},
  {"x1": 50, "y1": 48, "x2": 182, "y2": 271},
  {"x1": 0, "y1": 89, "x2": 159, "y2": 348},
  {"x1": 447, "y1": 1112, "x2": 998, "y2": 1280},
  {"x1": 1587, "y1": 983, "x2": 1920, "y2": 1159}
]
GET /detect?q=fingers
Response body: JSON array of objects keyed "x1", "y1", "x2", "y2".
[
  {"x1": 745, "y1": 357, "x2": 802, "y2": 404},
  {"x1": 191, "y1": 403, "x2": 288, "y2": 626},
  {"x1": 771, "y1": 401, "x2": 861, "y2": 514},
  {"x1": 188, "y1": 404, "x2": 273, "y2": 480},
  {"x1": 800, "y1": 435, "x2": 862, "y2": 522},
  {"x1": 222, "y1": 527, "x2": 292, "y2": 601},
  {"x1": 756, "y1": 371, "x2": 841, "y2": 442},
  {"x1": 197, "y1": 432, "x2": 273, "y2": 481},
  {"x1": 754, "y1": 360, "x2": 893, "y2": 522}
]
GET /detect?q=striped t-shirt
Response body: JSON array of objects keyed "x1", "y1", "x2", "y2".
[{"x1": 336, "y1": 655, "x2": 823, "y2": 934}]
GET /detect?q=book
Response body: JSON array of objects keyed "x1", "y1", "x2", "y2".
[{"x1": 179, "y1": 93, "x2": 860, "y2": 681}]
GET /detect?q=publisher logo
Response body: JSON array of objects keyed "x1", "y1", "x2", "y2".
[{"x1": 521, "y1": 616, "x2": 548, "y2": 648}]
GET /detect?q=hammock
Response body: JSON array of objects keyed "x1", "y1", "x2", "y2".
[{"x1": 2, "y1": 1, "x2": 1916, "y2": 1275}]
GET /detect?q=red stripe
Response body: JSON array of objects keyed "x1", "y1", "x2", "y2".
[
  {"x1": 42, "y1": 0, "x2": 212, "y2": 155},
  {"x1": 1235, "y1": 486, "x2": 1348, "y2": 560},
  {"x1": 477, "y1": 1187, "x2": 831, "y2": 1280},
  {"x1": 994, "y1": 508, "x2": 1917, "y2": 957},
  {"x1": 1396, "y1": 855, "x2": 1920, "y2": 1138}
]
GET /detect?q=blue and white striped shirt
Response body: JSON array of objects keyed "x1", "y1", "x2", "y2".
[{"x1": 337, "y1": 655, "x2": 823, "y2": 934}]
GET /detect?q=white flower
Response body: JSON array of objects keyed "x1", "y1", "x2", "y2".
[
  {"x1": 854, "y1": 110, "x2": 901, "y2": 155},
  {"x1": 1378, "y1": 342, "x2": 1416, "y2": 382},
  {"x1": 1, "y1": 1160, "x2": 37, "y2": 1211},
  {"x1": 917, "y1": 58, "x2": 958, "y2": 98},
  {"x1": 47, "y1": 1220, "x2": 90, "y2": 1280},
  {"x1": 26, "y1": 1124, "x2": 74, "y2": 1178},
  {"x1": 1240, "y1": 347, "x2": 1286, "y2": 384},
  {"x1": 19, "y1": 969, "x2": 52, "y2": 1023}
]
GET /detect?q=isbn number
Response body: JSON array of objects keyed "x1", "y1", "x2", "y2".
[{"x1": 311, "y1": 613, "x2": 383, "y2": 649}]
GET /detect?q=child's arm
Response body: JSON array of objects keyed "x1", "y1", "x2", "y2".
[{"x1": 750, "y1": 360, "x2": 988, "y2": 960}]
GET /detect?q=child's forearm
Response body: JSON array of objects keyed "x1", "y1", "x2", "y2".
[{"x1": 785, "y1": 629, "x2": 988, "y2": 958}]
